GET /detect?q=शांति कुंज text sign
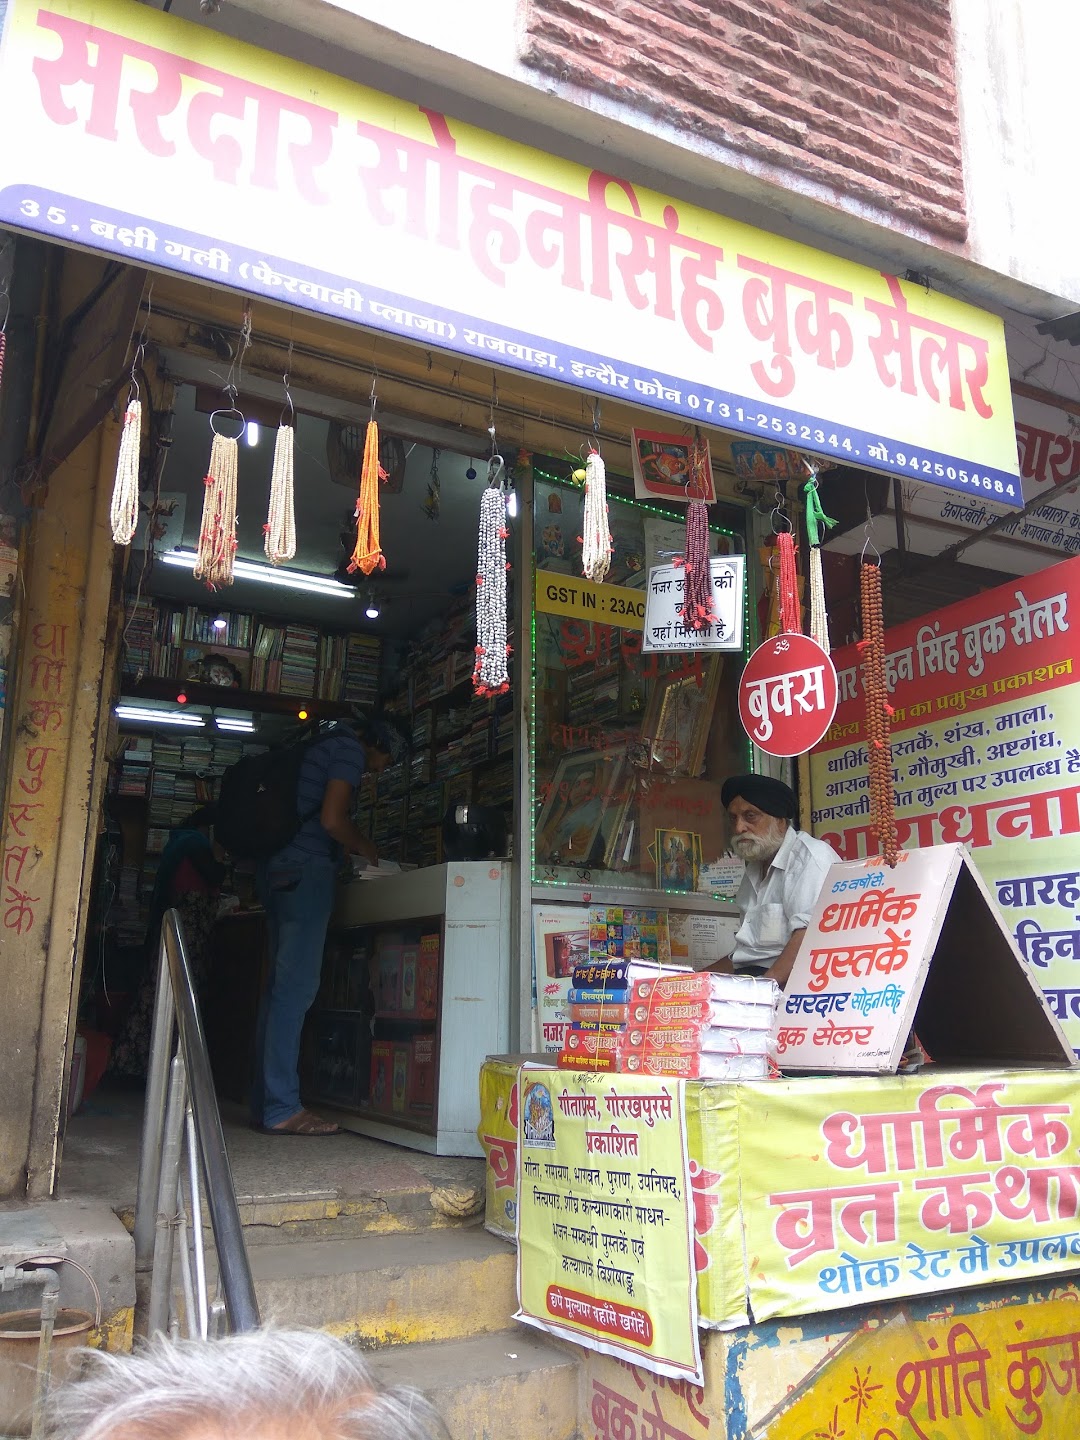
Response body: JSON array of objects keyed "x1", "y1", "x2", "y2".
[
  {"x1": 0, "y1": 0, "x2": 1019, "y2": 502},
  {"x1": 515, "y1": 1067, "x2": 702, "y2": 1383}
]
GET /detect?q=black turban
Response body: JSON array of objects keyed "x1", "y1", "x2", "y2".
[{"x1": 721, "y1": 774, "x2": 797, "y2": 821}]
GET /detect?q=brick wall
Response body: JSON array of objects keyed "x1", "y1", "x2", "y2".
[{"x1": 520, "y1": 0, "x2": 966, "y2": 239}]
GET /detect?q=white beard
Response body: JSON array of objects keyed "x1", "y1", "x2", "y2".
[{"x1": 731, "y1": 825, "x2": 785, "y2": 865}]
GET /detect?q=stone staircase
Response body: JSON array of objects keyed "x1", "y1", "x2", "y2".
[{"x1": 229, "y1": 1188, "x2": 582, "y2": 1439}]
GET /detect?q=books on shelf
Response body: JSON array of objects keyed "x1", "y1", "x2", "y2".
[{"x1": 122, "y1": 596, "x2": 381, "y2": 702}]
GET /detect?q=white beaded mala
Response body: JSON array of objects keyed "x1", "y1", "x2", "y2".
[
  {"x1": 473, "y1": 458, "x2": 510, "y2": 698},
  {"x1": 110, "y1": 396, "x2": 143, "y2": 545},
  {"x1": 804, "y1": 467, "x2": 836, "y2": 653},
  {"x1": 264, "y1": 418, "x2": 296, "y2": 564},
  {"x1": 194, "y1": 425, "x2": 240, "y2": 589},
  {"x1": 580, "y1": 447, "x2": 612, "y2": 583}
]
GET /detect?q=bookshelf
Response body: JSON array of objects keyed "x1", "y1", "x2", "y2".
[
  {"x1": 357, "y1": 597, "x2": 514, "y2": 867},
  {"x1": 122, "y1": 597, "x2": 381, "y2": 706},
  {"x1": 107, "y1": 729, "x2": 264, "y2": 944}
]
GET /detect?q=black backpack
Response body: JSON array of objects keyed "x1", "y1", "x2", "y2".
[{"x1": 214, "y1": 729, "x2": 321, "y2": 861}]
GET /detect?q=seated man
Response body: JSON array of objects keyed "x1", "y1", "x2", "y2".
[{"x1": 717, "y1": 774, "x2": 841, "y2": 987}]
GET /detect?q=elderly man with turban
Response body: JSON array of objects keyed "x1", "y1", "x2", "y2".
[{"x1": 715, "y1": 774, "x2": 841, "y2": 987}]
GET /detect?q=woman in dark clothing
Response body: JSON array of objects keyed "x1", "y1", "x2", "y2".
[{"x1": 109, "y1": 806, "x2": 226, "y2": 1080}]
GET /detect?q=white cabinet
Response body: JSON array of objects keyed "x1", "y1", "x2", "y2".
[{"x1": 310, "y1": 862, "x2": 511, "y2": 1156}]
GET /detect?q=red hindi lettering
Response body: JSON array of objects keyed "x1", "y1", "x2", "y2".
[
  {"x1": 7, "y1": 803, "x2": 43, "y2": 838},
  {"x1": 865, "y1": 273, "x2": 992, "y2": 418},
  {"x1": 18, "y1": 746, "x2": 54, "y2": 796},
  {"x1": 33, "y1": 11, "x2": 337, "y2": 201},
  {"x1": 31, "y1": 622, "x2": 68, "y2": 656},
  {"x1": 914, "y1": 1173, "x2": 994, "y2": 1234},
  {"x1": 738, "y1": 255, "x2": 854, "y2": 399},
  {"x1": 29, "y1": 655, "x2": 66, "y2": 695},
  {"x1": 3, "y1": 846, "x2": 32, "y2": 886},
  {"x1": 27, "y1": 699, "x2": 64, "y2": 733},
  {"x1": 3, "y1": 886, "x2": 39, "y2": 936}
]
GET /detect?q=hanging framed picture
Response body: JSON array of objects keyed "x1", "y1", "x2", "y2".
[
  {"x1": 631, "y1": 429, "x2": 716, "y2": 504},
  {"x1": 534, "y1": 751, "x2": 626, "y2": 868},
  {"x1": 641, "y1": 658, "x2": 723, "y2": 777}
]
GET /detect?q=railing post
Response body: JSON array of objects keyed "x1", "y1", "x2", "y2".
[
  {"x1": 134, "y1": 936, "x2": 176, "y2": 1272},
  {"x1": 147, "y1": 1052, "x2": 187, "y2": 1337}
]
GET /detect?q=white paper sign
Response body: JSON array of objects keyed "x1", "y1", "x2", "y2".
[
  {"x1": 641, "y1": 556, "x2": 746, "y2": 652},
  {"x1": 775, "y1": 846, "x2": 964, "y2": 1072}
]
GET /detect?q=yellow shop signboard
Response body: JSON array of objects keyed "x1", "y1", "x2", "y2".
[{"x1": 0, "y1": 0, "x2": 1018, "y2": 498}]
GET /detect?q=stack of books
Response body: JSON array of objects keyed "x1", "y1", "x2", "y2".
[
  {"x1": 559, "y1": 963, "x2": 779, "y2": 1077},
  {"x1": 279, "y1": 624, "x2": 319, "y2": 695},
  {"x1": 121, "y1": 598, "x2": 156, "y2": 678},
  {"x1": 341, "y1": 633, "x2": 381, "y2": 706},
  {"x1": 620, "y1": 968, "x2": 779, "y2": 1079}
]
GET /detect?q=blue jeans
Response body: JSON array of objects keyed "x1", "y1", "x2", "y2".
[{"x1": 252, "y1": 856, "x2": 337, "y2": 1127}]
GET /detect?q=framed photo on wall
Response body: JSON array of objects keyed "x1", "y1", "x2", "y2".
[
  {"x1": 641, "y1": 658, "x2": 723, "y2": 777},
  {"x1": 534, "y1": 751, "x2": 626, "y2": 868}
]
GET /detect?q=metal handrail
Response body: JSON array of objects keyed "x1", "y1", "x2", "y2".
[{"x1": 133, "y1": 909, "x2": 260, "y2": 1336}]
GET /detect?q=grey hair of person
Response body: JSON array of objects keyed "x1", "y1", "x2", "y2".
[{"x1": 45, "y1": 1327, "x2": 451, "y2": 1440}]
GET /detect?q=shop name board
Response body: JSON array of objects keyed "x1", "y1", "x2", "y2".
[{"x1": 0, "y1": 0, "x2": 1018, "y2": 501}]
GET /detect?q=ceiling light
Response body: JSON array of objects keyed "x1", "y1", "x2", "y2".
[
  {"x1": 246, "y1": 420, "x2": 260, "y2": 447},
  {"x1": 116, "y1": 705, "x2": 206, "y2": 728},
  {"x1": 216, "y1": 717, "x2": 256, "y2": 732},
  {"x1": 364, "y1": 588, "x2": 381, "y2": 619},
  {"x1": 212, "y1": 615, "x2": 228, "y2": 632},
  {"x1": 161, "y1": 549, "x2": 355, "y2": 598}
]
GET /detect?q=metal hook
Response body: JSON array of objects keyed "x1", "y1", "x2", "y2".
[
  {"x1": 591, "y1": 399, "x2": 601, "y2": 436},
  {"x1": 860, "y1": 495, "x2": 881, "y2": 564},
  {"x1": 369, "y1": 367, "x2": 378, "y2": 420},
  {"x1": 210, "y1": 406, "x2": 245, "y2": 438},
  {"x1": 487, "y1": 452, "x2": 505, "y2": 488}
]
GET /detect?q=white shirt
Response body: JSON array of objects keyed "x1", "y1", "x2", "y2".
[{"x1": 732, "y1": 826, "x2": 841, "y2": 970}]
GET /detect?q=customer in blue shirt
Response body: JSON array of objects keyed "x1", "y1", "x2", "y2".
[{"x1": 252, "y1": 711, "x2": 408, "y2": 1135}]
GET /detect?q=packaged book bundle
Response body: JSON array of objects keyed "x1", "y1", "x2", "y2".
[{"x1": 559, "y1": 959, "x2": 780, "y2": 1078}]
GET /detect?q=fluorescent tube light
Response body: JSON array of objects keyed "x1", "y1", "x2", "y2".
[
  {"x1": 116, "y1": 705, "x2": 206, "y2": 728},
  {"x1": 161, "y1": 549, "x2": 355, "y2": 598},
  {"x1": 216, "y1": 717, "x2": 256, "y2": 732}
]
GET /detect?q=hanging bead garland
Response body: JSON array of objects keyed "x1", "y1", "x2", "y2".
[
  {"x1": 264, "y1": 420, "x2": 296, "y2": 564},
  {"x1": 473, "y1": 462, "x2": 511, "y2": 697},
  {"x1": 859, "y1": 560, "x2": 899, "y2": 865},
  {"x1": 580, "y1": 447, "x2": 612, "y2": 582},
  {"x1": 776, "y1": 530, "x2": 801, "y2": 634},
  {"x1": 804, "y1": 470, "x2": 836, "y2": 653},
  {"x1": 0, "y1": 330, "x2": 6, "y2": 397},
  {"x1": 109, "y1": 397, "x2": 143, "y2": 545},
  {"x1": 347, "y1": 418, "x2": 388, "y2": 575},
  {"x1": 674, "y1": 437, "x2": 717, "y2": 632},
  {"x1": 193, "y1": 428, "x2": 239, "y2": 588}
]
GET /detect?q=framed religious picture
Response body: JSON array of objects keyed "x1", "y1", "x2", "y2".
[
  {"x1": 534, "y1": 752, "x2": 626, "y2": 869},
  {"x1": 641, "y1": 658, "x2": 723, "y2": 777}
]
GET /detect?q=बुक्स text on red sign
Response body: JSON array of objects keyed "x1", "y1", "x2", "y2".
[{"x1": 739, "y1": 633, "x2": 839, "y2": 757}]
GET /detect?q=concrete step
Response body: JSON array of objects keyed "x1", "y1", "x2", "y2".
[
  {"x1": 246, "y1": 1227, "x2": 519, "y2": 1348},
  {"x1": 229, "y1": 1184, "x2": 483, "y2": 1245},
  {"x1": 368, "y1": 1331, "x2": 582, "y2": 1440}
]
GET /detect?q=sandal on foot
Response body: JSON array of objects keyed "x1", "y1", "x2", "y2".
[{"x1": 260, "y1": 1110, "x2": 341, "y2": 1136}]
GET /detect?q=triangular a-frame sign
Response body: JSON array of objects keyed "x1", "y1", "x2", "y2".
[{"x1": 775, "y1": 843, "x2": 1076, "y2": 1074}]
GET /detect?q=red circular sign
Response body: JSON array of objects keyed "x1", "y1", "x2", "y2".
[{"x1": 738, "y1": 633, "x2": 838, "y2": 757}]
